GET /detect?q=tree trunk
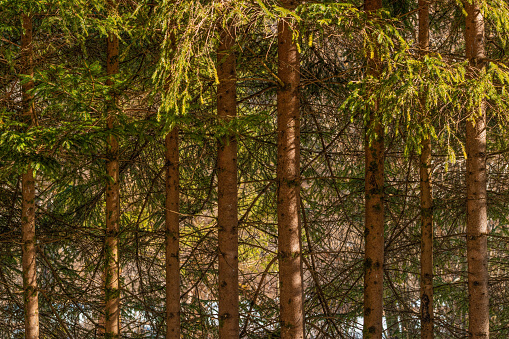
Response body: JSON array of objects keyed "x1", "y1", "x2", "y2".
[
  {"x1": 217, "y1": 21, "x2": 240, "y2": 339},
  {"x1": 418, "y1": 1, "x2": 433, "y2": 338},
  {"x1": 464, "y1": 2, "x2": 489, "y2": 338},
  {"x1": 21, "y1": 13, "x2": 40, "y2": 339},
  {"x1": 104, "y1": 30, "x2": 120, "y2": 339},
  {"x1": 277, "y1": 2, "x2": 304, "y2": 338},
  {"x1": 363, "y1": 1, "x2": 384, "y2": 338},
  {"x1": 165, "y1": 127, "x2": 180, "y2": 338},
  {"x1": 420, "y1": 138, "x2": 434, "y2": 339}
]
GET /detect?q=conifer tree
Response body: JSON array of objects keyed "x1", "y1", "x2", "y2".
[
  {"x1": 277, "y1": 1, "x2": 304, "y2": 338},
  {"x1": 20, "y1": 12, "x2": 39, "y2": 339},
  {"x1": 464, "y1": 1, "x2": 489, "y2": 337},
  {"x1": 363, "y1": 0, "x2": 384, "y2": 337},
  {"x1": 217, "y1": 11, "x2": 240, "y2": 339},
  {"x1": 418, "y1": 0, "x2": 433, "y2": 338},
  {"x1": 165, "y1": 127, "x2": 180, "y2": 338},
  {"x1": 104, "y1": 6, "x2": 121, "y2": 337}
]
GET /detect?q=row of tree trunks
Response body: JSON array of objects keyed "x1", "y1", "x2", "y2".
[
  {"x1": 104, "y1": 27, "x2": 121, "y2": 339},
  {"x1": 217, "y1": 20, "x2": 240, "y2": 339},
  {"x1": 418, "y1": 0, "x2": 434, "y2": 338},
  {"x1": 363, "y1": 0, "x2": 384, "y2": 338},
  {"x1": 21, "y1": 13, "x2": 40, "y2": 339},
  {"x1": 277, "y1": 1, "x2": 305, "y2": 338},
  {"x1": 464, "y1": 1, "x2": 489, "y2": 338},
  {"x1": 15, "y1": 3, "x2": 490, "y2": 339},
  {"x1": 157, "y1": 3, "x2": 491, "y2": 338}
]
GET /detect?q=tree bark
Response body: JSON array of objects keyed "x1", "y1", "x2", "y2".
[
  {"x1": 21, "y1": 13, "x2": 40, "y2": 339},
  {"x1": 277, "y1": 2, "x2": 304, "y2": 338},
  {"x1": 418, "y1": 1, "x2": 434, "y2": 338},
  {"x1": 464, "y1": 2, "x2": 489, "y2": 338},
  {"x1": 217, "y1": 21, "x2": 240, "y2": 339},
  {"x1": 363, "y1": 1, "x2": 384, "y2": 338},
  {"x1": 104, "y1": 30, "x2": 120, "y2": 339},
  {"x1": 165, "y1": 127, "x2": 180, "y2": 338},
  {"x1": 420, "y1": 138, "x2": 434, "y2": 339}
]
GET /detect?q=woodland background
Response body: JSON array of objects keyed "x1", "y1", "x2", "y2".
[{"x1": 1, "y1": 0, "x2": 509, "y2": 338}]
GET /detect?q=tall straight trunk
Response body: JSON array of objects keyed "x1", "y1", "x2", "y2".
[
  {"x1": 165, "y1": 127, "x2": 180, "y2": 338},
  {"x1": 418, "y1": 1, "x2": 433, "y2": 338},
  {"x1": 217, "y1": 21, "x2": 240, "y2": 338},
  {"x1": 21, "y1": 13, "x2": 39, "y2": 339},
  {"x1": 104, "y1": 30, "x2": 120, "y2": 339},
  {"x1": 420, "y1": 139, "x2": 433, "y2": 338},
  {"x1": 277, "y1": 2, "x2": 304, "y2": 338},
  {"x1": 363, "y1": 0, "x2": 384, "y2": 338},
  {"x1": 464, "y1": 2, "x2": 489, "y2": 338}
]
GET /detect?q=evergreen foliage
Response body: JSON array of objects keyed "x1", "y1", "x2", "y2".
[{"x1": 1, "y1": 0, "x2": 509, "y2": 337}]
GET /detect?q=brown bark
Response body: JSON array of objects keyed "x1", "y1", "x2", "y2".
[
  {"x1": 418, "y1": 1, "x2": 433, "y2": 338},
  {"x1": 21, "y1": 13, "x2": 40, "y2": 339},
  {"x1": 420, "y1": 138, "x2": 433, "y2": 339},
  {"x1": 217, "y1": 21, "x2": 240, "y2": 338},
  {"x1": 363, "y1": 1, "x2": 384, "y2": 338},
  {"x1": 22, "y1": 168, "x2": 39, "y2": 339},
  {"x1": 464, "y1": 2, "x2": 489, "y2": 338},
  {"x1": 363, "y1": 120, "x2": 384, "y2": 339},
  {"x1": 277, "y1": 2, "x2": 304, "y2": 338},
  {"x1": 104, "y1": 30, "x2": 120, "y2": 339},
  {"x1": 165, "y1": 127, "x2": 180, "y2": 338}
]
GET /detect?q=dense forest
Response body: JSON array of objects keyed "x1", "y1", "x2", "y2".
[{"x1": 1, "y1": 0, "x2": 509, "y2": 338}]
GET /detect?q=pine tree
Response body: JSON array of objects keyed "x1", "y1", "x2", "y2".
[
  {"x1": 165, "y1": 127, "x2": 180, "y2": 338},
  {"x1": 418, "y1": 0, "x2": 433, "y2": 337},
  {"x1": 20, "y1": 12, "x2": 39, "y2": 339},
  {"x1": 277, "y1": 1, "x2": 304, "y2": 338},
  {"x1": 217, "y1": 13, "x2": 240, "y2": 339},
  {"x1": 104, "y1": 9, "x2": 121, "y2": 338},
  {"x1": 464, "y1": 1, "x2": 489, "y2": 337},
  {"x1": 363, "y1": 0, "x2": 384, "y2": 337}
]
